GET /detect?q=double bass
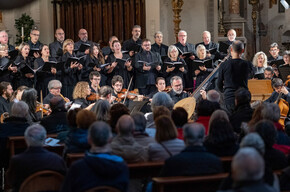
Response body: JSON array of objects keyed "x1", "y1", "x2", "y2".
[{"x1": 275, "y1": 89, "x2": 289, "y2": 128}]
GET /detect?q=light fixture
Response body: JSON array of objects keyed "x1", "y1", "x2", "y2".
[{"x1": 281, "y1": 0, "x2": 289, "y2": 10}]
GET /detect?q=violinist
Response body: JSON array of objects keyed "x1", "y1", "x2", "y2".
[
  {"x1": 168, "y1": 76, "x2": 189, "y2": 104},
  {"x1": 89, "y1": 71, "x2": 101, "y2": 94},
  {"x1": 147, "y1": 77, "x2": 166, "y2": 99},
  {"x1": 72, "y1": 81, "x2": 95, "y2": 110},
  {"x1": 21, "y1": 88, "x2": 41, "y2": 124}
]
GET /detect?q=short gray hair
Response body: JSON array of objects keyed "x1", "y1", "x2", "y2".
[
  {"x1": 261, "y1": 103, "x2": 280, "y2": 122},
  {"x1": 89, "y1": 121, "x2": 112, "y2": 147},
  {"x1": 24, "y1": 124, "x2": 47, "y2": 147},
  {"x1": 170, "y1": 75, "x2": 182, "y2": 85},
  {"x1": 168, "y1": 45, "x2": 178, "y2": 58},
  {"x1": 270, "y1": 42, "x2": 279, "y2": 49},
  {"x1": 232, "y1": 147, "x2": 264, "y2": 181},
  {"x1": 207, "y1": 90, "x2": 220, "y2": 103},
  {"x1": 240, "y1": 133, "x2": 265, "y2": 155},
  {"x1": 48, "y1": 80, "x2": 62, "y2": 90},
  {"x1": 154, "y1": 31, "x2": 163, "y2": 38},
  {"x1": 183, "y1": 123, "x2": 205, "y2": 146},
  {"x1": 178, "y1": 30, "x2": 187, "y2": 36},
  {"x1": 151, "y1": 92, "x2": 174, "y2": 111},
  {"x1": 11, "y1": 101, "x2": 29, "y2": 118},
  {"x1": 131, "y1": 112, "x2": 146, "y2": 133}
]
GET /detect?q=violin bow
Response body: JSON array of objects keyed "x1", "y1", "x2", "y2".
[
  {"x1": 40, "y1": 90, "x2": 43, "y2": 119},
  {"x1": 123, "y1": 76, "x2": 133, "y2": 104}
]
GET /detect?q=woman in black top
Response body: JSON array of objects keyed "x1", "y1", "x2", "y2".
[
  {"x1": 106, "y1": 40, "x2": 133, "y2": 89},
  {"x1": 72, "y1": 81, "x2": 93, "y2": 110},
  {"x1": 83, "y1": 42, "x2": 107, "y2": 86},
  {"x1": 162, "y1": 45, "x2": 187, "y2": 86},
  {"x1": 34, "y1": 44, "x2": 59, "y2": 97},
  {"x1": 21, "y1": 88, "x2": 41, "y2": 124},
  {"x1": 61, "y1": 39, "x2": 83, "y2": 100}
]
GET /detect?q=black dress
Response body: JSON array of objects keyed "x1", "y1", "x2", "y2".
[
  {"x1": 162, "y1": 57, "x2": 187, "y2": 86},
  {"x1": 83, "y1": 55, "x2": 107, "y2": 86},
  {"x1": 14, "y1": 55, "x2": 35, "y2": 88}
]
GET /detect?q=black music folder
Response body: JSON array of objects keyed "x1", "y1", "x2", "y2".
[
  {"x1": 115, "y1": 58, "x2": 132, "y2": 64},
  {"x1": 193, "y1": 59, "x2": 213, "y2": 68},
  {"x1": 268, "y1": 59, "x2": 284, "y2": 68},
  {"x1": 0, "y1": 57, "x2": 10, "y2": 71},
  {"x1": 219, "y1": 42, "x2": 230, "y2": 54},
  {"x1": 176, "y1": 47, "x2": 193, "y2": 57},
  {"x1": 100, "y1": 63, "x2": 111, "y2": 68},
  {"x1": 207, "y1": 47, "x2": 217, "y2": 54},
  {"x1": 128, "y1": 44, "x2": 141, "y2": 53},
  {"x1": 21, "y1": 64, "x2": 42, "y2": 74},
  {"x1": 8, "y1": 50, "x2": 18, "y2": 60},
  {"x1": 137, "y1": 60, "x2": 159, "y2": 68},
  {"x1": 164, "y1": 61, "x2": 184, "y2": 68},
  {"x1": 42, "y1": 61, "x2": 63, "y2": 72},
  {"x1": 28, "y1": 48, "x2": 40, "y2": 57},
  {"x1": 278, "y1": 64, "x2": 290, "y2": 82},
  {"x1": 254, "y1": 73, "x2": 265, "y2": 79},
  {"x1": 66, "y1": 55, "x2": 86, "y2": 66},
  {"x1": 78, "y1": 43, "x2": 91, "y2": 52}
]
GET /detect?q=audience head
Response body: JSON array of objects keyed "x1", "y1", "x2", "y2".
[
  {"x1": 116, "y1": 115, "x2": 135, "y2": 136},
  {"x1": 264, "y1": 67, "x2": 274, "y2": 79},
  {"x1": 151, "y1": 92, "x2": 174, "y2": 111},
  {"x1": 235, "y1": 88, "x2": 251, "y2": 107},
  {"x1": 269, "y1": 42, "x2": 280, "y2": 58},
  {"x1": 11, "y1": 101, "x2": 29, "y2": 118},
  {"x1": 109, "y1": 103, "x2": 130, "y2": 133},
  {"x1": 24, "y1": 124, "x2": 47, "y2": 147},
  {"x1": 232, "y1": 147, "x2": 264, "y2": 182},
  {"x1": 183, "y1": 123, "x2": 205, "y2": 146},
  {"x1": 153, "y1": 106, "x2": 171, "y2": 121},
  {"x1": 261, "y1": 103, "x2": 280, "y2": 123},
  {"x1": 67, "y1": 108, "x2": 81, "y2": 128},
  {"x1": 78, "y1": 28, "x2": 88, "y2": 42},
  {"x1": 248, "y1": 104, "x2": 264, "y2": 131},
  {"x1": 0, "y1": 81, "x2": 13, "y2": 99},
  {"x1": 55, "y1": 28, "x2": 65, "y2": 43},
  {"x1": 30, "y1": 26, "x2": 40, "y2": 44},
  {"x1": 171, "y1": 107, "x2": 188, "y2": 128},
  {"x1": 76, "y1": 109, "x2": 97, "y2": 129},
  {"x1": 155, "y1": 115, "x2": 178, "y2": 142},
  {"x1": 196, "y1": 99, "x2": 218, "y2": 116},
  {"x1": 254, "y1": 120, "x2": 277, "y2": 149},
  {"x1": 227, "y1": 29, "x2": 236, "y2": 42},
  {"x1": 91, "y1": 99, "x2": 110, "y2": 121},
  {"x1": 252, "y1": 51, "x2": 267, "y2": 68},
  {"x1": 131, "y1": 112, "x2": 146, "y2": 133},
  {"x1": 170, "y1": 76, "x2": 183, "y2": 94},
  {"x1": 48, "y1": 80, "x2": 62, "y2": 96},
  {"x1": 206, "y1": 90, "x2": 220, "y2": 103},
  {"x1": 196, "y1": 44, "x2": 206, "y2": 59},
  {"x1": 132, "y1": 25, "x2": 141, "y2": 40},
  {"x1": 99, "y1": 85, "x2": 113, "y2": 102},
  {"x1": 178, "y1": 30, "x2": 187, "y2": 45},
  {"x1": 154, "y1": 31, "x2": 163, "y2": 45},
  {"x1": 73, "y1": 81, "x2": 90, "y2": 100},
  {"x1": 50, "y1": 96, "x2": 66, "y2": 112},
  {"x1": 240, "y1": 133, "x2": 265, "y2": 155},
  {"x1": 88, "y1": 121, "x2": 112, "y2": 147}
]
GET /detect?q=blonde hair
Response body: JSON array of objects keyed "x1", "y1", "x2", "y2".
[
  {"x1": 63, "y1": 39, "x2": 74, "y2": 54},
  {"x1": 18, "y1": 42, "x2": 30, "y2": 53},
  {"x1": 73, "y1": 81, "x2": 89, "y2": 99},
  {"x1": 196, "y1": 44, "x2": 206, "y2": 59},
  {"x1": 252, "y1": 51, "x2": 267, "y2": 68}
]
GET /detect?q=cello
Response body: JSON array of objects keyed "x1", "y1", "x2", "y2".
[{"x1": 275, "y1": 89, "x2": 289, "y2": 128}]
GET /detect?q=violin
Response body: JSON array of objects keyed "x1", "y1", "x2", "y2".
[
  {"x1": 87, "y1": 93, "x2": 100, "y2": 101},
  {"x1": 163, "y1": 86, "x2": 172, "y2": 93},
  {"x1": 36, "y1": 102, "x2": 51, "y2": 115},
  {"x1": 116, "y1": 89, "x2": 148, "y2": 102}
]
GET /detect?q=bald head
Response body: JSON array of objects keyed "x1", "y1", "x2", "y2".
[
  {"x1": 116, "y1": 115, "x2": 135, "y2": 136},
  {"x1": 183, "y1": 123, "x2": 205, "y2": 146},
  {"x1": 206, "y1": 90, "x2": 220, "y2": 103}
]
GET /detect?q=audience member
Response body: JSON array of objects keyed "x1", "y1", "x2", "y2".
[
  {"x1": 6, "y1": 124, "x2": 66, "y2": 192},
  {"x1": 61, "y1": 121, "x2": 129, "y2": 192},
  {"x1": 171, "y1": 107, "x2": 188, "y2": 139},
  {"x1": 160, "y1": 123, "x2": 222, "y2": 176},
  {"x1": 111, "y1": 115, "x2": 147, "y2": 163},
  {"x1": 108, "y1": 103, "x2": 130, "y2": 134},
  {"x1": 148, "y1": 115, "x2": 185, "y2": 161},
  {"x1": 91, "y1": 99, "x2": 110, "y2": 121}
]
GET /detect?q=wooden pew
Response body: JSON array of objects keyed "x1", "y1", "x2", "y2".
[
  {"x1": 7, "y1": 134, "x2": 63, "y2": 157},
  {"x1": 152, "y1": 173, "x2": 229, "y2": 192}
]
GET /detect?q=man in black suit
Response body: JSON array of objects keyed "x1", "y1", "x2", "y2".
[
  {"x1": 151, "y1": 31, "x2": 168, "y2": 58},
  {"x1": 123, "y1": 25, "x2": 142, "y2": 57},
  {"x1": 134, "y1": 38, "x2": 162, "y2": 95},
  {"x1": 160, "y1": 123, "x2": 222, "y2": 177},
  {"x1": 6, "y1": 124, "x2": 66, "y2": 192},
  {"x1": 196, "y1": 31, "x2": 219, "y2": 61},
  {"x1": 61, "y1": 121, "x2": 129, "y2": 192},
  {"x1": 49, "y1": 28, "x2": 65, "y2": 59},
  {"x1": 174, "y1": 30, "x2": 196, "y2": 89}
]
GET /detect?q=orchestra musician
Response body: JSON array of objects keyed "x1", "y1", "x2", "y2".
[
  {"x1": 106, "y1": 40, "x2": 133, "y2": 89},
  {"x1": 72, "y1": 81, "x2": 94, "y2": 110},
  {"x1": 264, "y1": 67, "x2": 275, "y2": 80},
  {"x1": 123, "y1": 25, "x2": 142, "y2": 57},
  {"x1": 134, "y1": 38, "x2": 162, "y2": 95},
  {"x1": 43, "y1": 80, "x2": 69, "y2": 107},
  {"x1": 217, "y1": 40, "x2": 253, "y2": 115},
  {"x1": 21, "y1": 88, "x2": 41, "y2": 124},
  {"x1": 61, "y1": 39, "x2": 83, "y2": 100},
  {"x1": 174, "y1": 30, "x2": 196, "y2": 89},
  {"x1": 89, "y1": 71, "x2": 101, "y2": 94},
  {"x1": 163, "y1": 45, "x2": 187, "y2": 86},
  {"x1": 147, "y1": 77, "x2": 166, "y2": 99},
  {"x1": 83, "y1": 42, "x2": 107, "y2": 84},
  {"x1": 49, "y1": 28, "x2": 65, "y2": 59},
  {"x1": 167, "y1": 76, "x2": 189, "y2": 104}
]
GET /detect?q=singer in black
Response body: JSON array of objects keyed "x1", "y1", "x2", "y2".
[{"x1": 217, "y1": 40, "x2": 253, "y2": 115}]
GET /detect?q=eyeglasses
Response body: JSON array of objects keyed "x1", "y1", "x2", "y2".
[
  {"x1": 92, "y1": 78, "x2": 101, "y2": 81},
  {"x1": 80, "y1": 33, "x2": 87, "y2": 35},
  {"x1": 57, "y1": 33, "x2": 65, "y2": 35},
  {"x1": 31, "y1": 33, "x2": 40, "y2": 37},
  {"x1": 143, "y1": 44, "x2": 151, "y2": 47},
  {"x1": 52, "y1": 87, "x2": 61, "y2": 90}
]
